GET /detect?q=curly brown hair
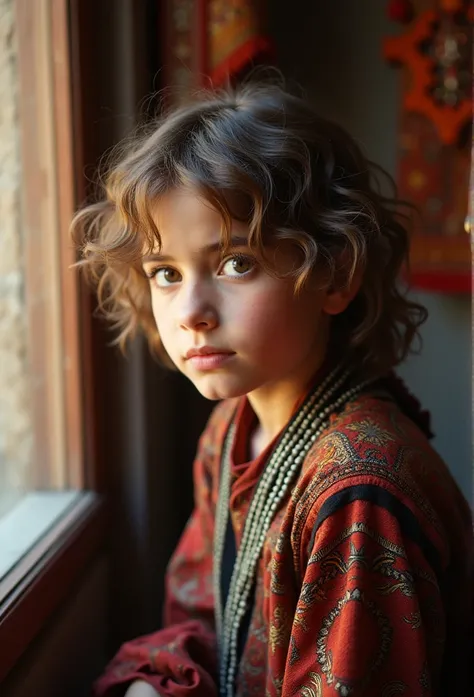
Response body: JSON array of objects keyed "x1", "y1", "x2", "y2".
[{"x1": 71, "y1": 79, "x2": 427, "y2": 377}]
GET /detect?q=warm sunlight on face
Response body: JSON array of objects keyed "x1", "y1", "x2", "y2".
[{"x1": 142, "y1": 188, "x2": 332, "y2": 401}]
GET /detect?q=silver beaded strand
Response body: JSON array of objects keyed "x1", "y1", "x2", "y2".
[
  {"x1": 213, "y1": 369, "x2": 372, "y2": 697},
  {"x1": 213, "y1": 365, "x2": 345, "y2": 643},
  {"x1": 213, "y1": 365, "x2": 344, "y2": 641}
]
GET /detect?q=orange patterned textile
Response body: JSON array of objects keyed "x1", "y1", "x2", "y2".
[
  {"x1": 207, "y1": 0, "x2": 272, "y2": 85},
  {"x1": 383, "y1": 0, "x2": 472, "y2": 292},
  {"x1": 162, "y1": 0, "x2": 272, "y2": 95}
]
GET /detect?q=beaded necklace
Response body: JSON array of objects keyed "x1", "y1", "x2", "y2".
[{"x1": 213, "y1": 366, "x2": 371, "y2": 697}]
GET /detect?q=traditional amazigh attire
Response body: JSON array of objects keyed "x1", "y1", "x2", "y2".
[{"x1": 94, "y1": 375, "x2": 473, "y2": 697}]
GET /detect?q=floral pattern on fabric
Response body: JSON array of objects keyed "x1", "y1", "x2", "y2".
[{"x1": 93, "y1": 393, "x2": 473, "y2": 697}]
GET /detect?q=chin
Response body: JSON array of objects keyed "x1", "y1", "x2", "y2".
[{"x1": 189, "y1": 373, "x2": 253, "y2": 402}]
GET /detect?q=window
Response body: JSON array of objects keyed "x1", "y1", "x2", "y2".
[
  {"x1": 0, "y1": 0, "x2": 82, "y2": 580},
  {"x1": 0, "y1": 0, "x2": 104, "y2": 680}
]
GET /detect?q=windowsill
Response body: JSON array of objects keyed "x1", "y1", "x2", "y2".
[
  {"x1": 0, "y1": 490, "x2": 81, "y2": 581},
  {"x1": 0, "y1": 490, "x2": 106, "y2": 682}
]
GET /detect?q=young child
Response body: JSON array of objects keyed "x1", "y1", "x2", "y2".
[{"x1": 72, "y1": 80, "x2": 474, "y2": 697}]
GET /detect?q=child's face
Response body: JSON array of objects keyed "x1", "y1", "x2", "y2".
[{"x1": 142, "y1": 188, "x2": 333, "y2": 401}]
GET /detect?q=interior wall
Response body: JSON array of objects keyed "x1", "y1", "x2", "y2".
[{"x1": 270, "y1": 0, "x2": 472, "y2": 500}]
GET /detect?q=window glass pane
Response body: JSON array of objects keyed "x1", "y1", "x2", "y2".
[{"x1": 0, "y1": 0, "x2": 82, "y2": 582}]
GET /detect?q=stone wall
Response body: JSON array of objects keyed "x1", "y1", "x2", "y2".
[{"x1": 0, "y1": 0, "x2": 33, "y2": 517}]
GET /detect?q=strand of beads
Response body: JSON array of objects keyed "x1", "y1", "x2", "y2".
[
  {"x1": 217, "y1": 368, "x2": 348, "y2": 691},
  {"x1": 213, "y1": 366, "x2": 344, "y2": 650},
  {"x1": 225, "y1": 368, "x2": 349, "y2": 576},
  {"x1": 220, "y1": 368, "x2": 350, "y2": 638},
  {"x1": 213, "y1": 365, "x2": 344, "y2": 644},
  {"x1": 216, "y1": 374, "x2": 372, "y2": 697},
  {"x1": 222, "y1": 380, "x2": 371, "y2": 697},
  {"x1": 213, "y1": 422, "x2": 236, "y2": 646}
]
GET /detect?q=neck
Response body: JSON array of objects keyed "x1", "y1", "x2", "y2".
[
  {"x1": 247, "y1": 385, "x2": 300, "y2": 460},
  {"x1": 246, "y1": 356, "x2": 330, "y2": 458}
]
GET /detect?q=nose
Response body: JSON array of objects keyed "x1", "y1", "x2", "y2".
[{"x1": 177, "y1": 281, "x2": 218, "y2": 332}]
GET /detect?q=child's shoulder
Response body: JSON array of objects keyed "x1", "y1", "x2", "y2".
[
  {"x1": 311, "y1": 389, "x2": 437, "y2": 476},
  {"x1": 295, "y1": 391, "x2": 471, "y2": 545}
]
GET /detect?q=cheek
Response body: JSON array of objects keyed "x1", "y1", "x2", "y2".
[
  {"x1": 234, "y1": 284, "x2": 319, "y2": 349},
  {"x1": 229, "y1": 287, "x2": 284, "y2": 340},
  {"x1": 233, "y1": 291, "x2": 272, "y2": 331}
]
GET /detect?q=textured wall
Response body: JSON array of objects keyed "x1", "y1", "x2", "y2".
[{"x1": 0, "y1": 0, "x2": 32, "y2": 517}]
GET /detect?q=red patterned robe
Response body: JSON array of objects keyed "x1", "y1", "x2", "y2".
[{"x1": 94, "y1": 386, "x2": 473, "y2": 697}]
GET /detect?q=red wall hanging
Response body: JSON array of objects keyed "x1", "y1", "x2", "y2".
[
  {"x1": 162, "y1": 0, "x2": 272, "y2": 95},
  {"x1": 384, "y1": 0, "x2": 472, "y2": 293}
]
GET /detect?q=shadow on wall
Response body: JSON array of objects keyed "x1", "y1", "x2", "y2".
[
  {"x1": 270, "y1": 0, "x2": 472, "y2": 500},
  {"x1": 398, "y1": 293, "x2": 471, "y2": 498}
]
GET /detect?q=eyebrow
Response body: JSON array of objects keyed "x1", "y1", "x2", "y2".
[{"x1": 141, "y1": 235, "x2": 250, "y2": 263}]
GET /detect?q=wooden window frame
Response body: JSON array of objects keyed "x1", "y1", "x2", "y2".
[{"x1": 0, "y1": 0, "x2": 105, "y2": 682}]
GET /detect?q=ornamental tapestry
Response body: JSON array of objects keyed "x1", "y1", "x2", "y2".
[{"x1": 384, "y1": 0, "x2": 472, "y2": 292}]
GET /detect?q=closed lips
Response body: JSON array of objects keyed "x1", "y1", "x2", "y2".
[{"x1": 185, "y1": 347, "x2": 235, "y2": 359}]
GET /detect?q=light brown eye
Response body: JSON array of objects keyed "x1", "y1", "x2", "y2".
[
  {"x1": 221, "y1": 255, "x2": 254, "y2": 277},
  {"x1": 154, "y1": 267, "x2": 181, "y2": 287}
]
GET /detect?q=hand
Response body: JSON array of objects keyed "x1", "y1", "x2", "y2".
[{"x1": 124, "y1": 680, "x2": 161, "y2": 697}]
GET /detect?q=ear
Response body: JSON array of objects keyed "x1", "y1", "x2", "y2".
[{"x1": 322, "y1": 265, "x2": 363, "y2": 316}]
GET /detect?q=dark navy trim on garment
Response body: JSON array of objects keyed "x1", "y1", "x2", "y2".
[
  {"x1": 308, "y1": 483, "x2": 442, "y2": 582},
  {"x1": 221, "y1": 509, "x2": 236, "y2": 611},
  {"x1": 220, "y1": 510, "x2": 253, "y2": 685}
]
